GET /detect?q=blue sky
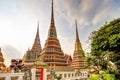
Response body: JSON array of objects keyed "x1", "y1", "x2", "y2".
[{"x1": 0, "y1": 0, "x2": 120, "y2": 66}]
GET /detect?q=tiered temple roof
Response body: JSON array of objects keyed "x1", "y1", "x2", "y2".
[{"x1": 22, "y1": 0, "x2": 86, "y2": 71}]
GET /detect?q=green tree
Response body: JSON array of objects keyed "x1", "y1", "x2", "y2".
[{"x1": 90, "y1": 18, "x2": 120, "y2": 79}]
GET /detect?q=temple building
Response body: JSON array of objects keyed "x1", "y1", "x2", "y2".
[
  {"x1": 71, "y1": 20, "x2": 85, "y2": 70},
  {"x1": 0, "y1": 48, "x2": 6, "y2": 70},
  {"x1": 22, "y1": 0, "x2": 86, "y2": 72},
  {"x1": 22, "y1": 22, "x2": 42, "y2": 68},
  {"x1": 0, "y1": 0, "x2": 88, "y2": 79},
  {"x1": 40, "y1": 0, "x2": 72, "y2": 71}
]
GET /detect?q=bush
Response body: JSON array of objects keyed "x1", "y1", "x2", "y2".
[
  {"x1": 89, "y1": 74, "x2": 100, "y2": 80},
  {"x1": 89, "y1": 73, "x2": 116, "y2": 80},
  {"x1": 106, "y1": 69, "x2": 115, "y2": 74}
]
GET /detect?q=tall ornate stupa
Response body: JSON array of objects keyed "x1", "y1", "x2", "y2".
[
  {"x1": 40, "y1": 0, "x2": 71, "y2": 70},
  {"x1": 71, "y1": 20, "x2": 85, "y2": 70},
  {"x1": 0, "y1": 48, "x2": 6, "y2": 69},
  {"x1": 31, "y1": 22, "x2": 42, "y2": 53},
  {"x1": 22, "y1": 22, "x2": 42, "y2": 68}
]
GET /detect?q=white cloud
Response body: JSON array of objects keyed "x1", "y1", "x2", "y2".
[
  {"x1": 55, "y1": 0, "x2": 120, "y2": 27},
  {"x1": 54, "y1": 0, "x2": 120, "y2": 54},
  {"x1": 59, "y1": 35, "x2": 74, "y2": 56}
]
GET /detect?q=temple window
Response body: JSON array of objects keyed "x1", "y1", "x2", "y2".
[
  {"x1": 68, "y1": 73, "x2": 70, "y2": 77},
  {"x1": 64, "y1": 74, "x2": 67, "y2": 78}
]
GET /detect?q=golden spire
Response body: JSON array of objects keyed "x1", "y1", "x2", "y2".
[
  {"x1": 71, "y1": 20, "x2": 85, "y2": 70},
  {"x1": 75, "y1": 20, "x2": 82, "y2": 51}
]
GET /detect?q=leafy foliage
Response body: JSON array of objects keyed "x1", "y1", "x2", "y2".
[
  {"x1": 91, "y1": 18, "x2": 120, "y2": 63},
  {"x1": 89, "y1": 18, "x2": 120, "y2": 79},
  {"x1": 89, "y1": 73, "x2": 116, "y2": 80},
  {"x1": 91, "y1": 18, "x2": 120, "y2": 53}
]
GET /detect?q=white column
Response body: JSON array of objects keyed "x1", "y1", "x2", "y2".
[
  {"x1": 43, "y1": 69, "x2": 47, "y2": 80},
  {"x1": 5, "y1": 76, "x2": 10, "y2": 80},
  {"x1": 18, "y1": 76, "x2": 23, "y2": 80},
  {"x1": 31, "y1": 68, "x2": 36, "y2": 80}
]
